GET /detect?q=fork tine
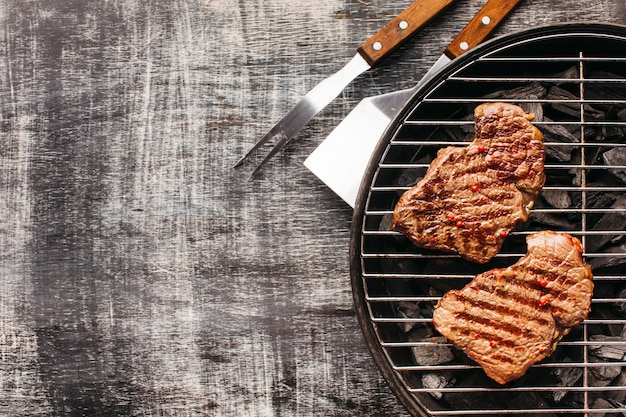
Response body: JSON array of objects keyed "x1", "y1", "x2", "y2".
[
  {"x1": 235, "y1": 91, "x2": 321, "y2": 173},
  {"x1": 247, "y1": 131, "x2": 291, "y2": 180},
  {"x1": 246, "y1": 95, "x2": 333, "y2": 178},
  {"x1": 233, "y1": 121, "x2": 285, "y2": 168},
  {"x1": 233, "y1": 94, "x2": 320, "y2": 170}
]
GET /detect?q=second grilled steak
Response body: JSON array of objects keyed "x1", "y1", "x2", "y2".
[
  {"x1": 432, "y1": 231, "x2": 594, "y2": 384},
  {"x1": 392, "y1": 102, "x2": 545, "y2": 263}
]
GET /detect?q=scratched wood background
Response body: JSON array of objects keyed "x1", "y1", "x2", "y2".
[{"x1": 0, "y1": 0, "x2": 624, "y2": 415}]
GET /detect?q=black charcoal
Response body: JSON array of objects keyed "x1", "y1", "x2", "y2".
[
  {"x1": 530, "y1": 211, "x2": 577, "y2": 229},
  {"x1": 443, "y1": 125, "x2": 472, "y2": 142},
  {"x1": 585, "y1": 188, "x2": 622, "y2": 209},
  {"x1": 589, "y1": 358, "x2": 622, "y2": 387},
  {"x1": 586, "y1": 196, "x2": 626, "y2": 252},
  {"x1": 398, "y1": 300, "x2": 421, "y2": 318},
  {"x1": 520, "y1": 96, "x2": 544, "y2": 122},
  {"x1": 590, "y1": 335, "x2": 626, "y2": 361},
  {"x1": 614, "y1": 287, "x2": 626, "y2": 315},
  {"x1": 589, "y1": 240, "x2": 626, "y2": 270},
  {"x1": 569, "y1": 154, "x2": 584, "y2": 186},
  {"x1": 589, "y1": 397, "x2": 622, "y2": 417},
  {"x1": 395, "y1": 155, "x2": 432, "y2": 188},
  {"x1": 607, "y1": 372, "x2": 626, "y2": 404},
  {"x1": 506, "y1": 392, "x2": 558, "y2": 417},
  {"x1": 597, "y1": 303, "x2": 626, "y2": 336},
  {"x1": 554, "y1": 65, "x2": 580, "y2": 80},
  {"x1": 589, "y1": 398, "x2": 615, "y2": 417},
  {"x1": 541, "y1": 189, "x2": 572, "y2": 209},
  {"x1": 411, "y1": 337, "x2": 454, "y2": 366},
  {"x1": 603, "y1": 147, "x2": 626, "y2": 184},
  {"x1": 602, "y1": 123, "x2": 625, "y2": 140},
  {"x1": 547, "y1": 86, "x2": 581, "y2": 118},
  {"x1": 444, "y1": 373, "x2": 509, "y2": 411},
  {"x1": 484, "y1": 81, "x2": 548, "y2": 100},
  {"x1": 545, "y1": 144, "x2": 575, "y2": 162},
  {"x1": 379, "y1": 212, "x2": 394, "y2": 231},
  {"x1": 548, "y1": 86, "x2": 606, "y2": 119},
  {"x1": 459, "y1": 113, "x2": 475, "y2": 135},
  {"x1": 551, "y1": 358, "x2": 583, "y2": 403},
  {"x1": 398, "y1": 302, "x2": 429, "y2": 334},
  {"x1": 542, "y1": 117, "x2": 579, "y2": 142},
  {"x1": 421, "y1": 373, "x2": 452, "y2": 400},
  {"x1": 406, "y1": 326, "x2": 432, "y2": 343},
  {"x1": 587, "y1": 70, "x2": 626, "y2": 106}
]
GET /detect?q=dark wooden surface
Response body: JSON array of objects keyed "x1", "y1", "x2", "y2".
[{"x1": 0, "y1": 1, "x2": 624, "y2": 415}]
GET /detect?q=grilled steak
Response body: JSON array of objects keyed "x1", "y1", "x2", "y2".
[
  {"x1": 432, "y1": 231, "x2": 594, "y2": 384},
  {"x1": 392, "y1": 102, "x2": 545, "y2": 263}
]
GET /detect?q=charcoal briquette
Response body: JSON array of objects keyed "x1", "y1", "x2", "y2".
[
  {"x1": 589, "y1": 360, "x2": 622, "y2": 386},
  {"x1": 586, "y1": 196, "x2": 626, "y2": 252},
  {"x1": 421, "y1": 373, "x2": 449, "y2": 400},
  {"x1": 589, "y1": 335, "x2": 626, "y2": 361},
  {"x1": 411, "y1": 337, "x2": 455, "y2": 366},
  {"x1": 541, "y1": 189, "x2": 572, "y2": 209},
  {"x1": 588, "y1": 240, "x2": 626, "y2": 270},
  {"x1": 551, "y1": 361, "x2": 583, "y2": 403},
  {"x1": 603, "y1": 147, "x2": 626, "y2": 184}
]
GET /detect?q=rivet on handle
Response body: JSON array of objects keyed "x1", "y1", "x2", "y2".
[
  {"x1": 481, "y1": 15, "x2": 492, "y2": 25},
  {"x1": 372, "y1": 41, "x2": 383, "y2": 51},
  {"x1": 399, "y1": 20, "x2": 409, "y2": 30}
]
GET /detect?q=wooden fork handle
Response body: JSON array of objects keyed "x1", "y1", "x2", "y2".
[{"x1": 357, "y1": 0, "x2": 457, "y2": 66}]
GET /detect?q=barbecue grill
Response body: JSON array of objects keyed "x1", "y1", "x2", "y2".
[{"x1": 350, "y1": 23, "x2": 626, "y2": 416}]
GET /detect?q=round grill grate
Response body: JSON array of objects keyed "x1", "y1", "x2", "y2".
[{"x1": 351, "y1": 23, "x2": 626, "y2": 416}]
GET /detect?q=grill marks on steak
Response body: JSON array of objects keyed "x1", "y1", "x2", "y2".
[
  {"x1": 392, "y1": 102, "x2": 546, "y2": 263},
  {"x1": 432, "y1": 231, "x2": 594, "y2": 385}
]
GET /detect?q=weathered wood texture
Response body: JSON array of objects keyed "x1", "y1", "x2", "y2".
[{"x1": 0, "y1": 0, "x2": 624, "y2": 415}]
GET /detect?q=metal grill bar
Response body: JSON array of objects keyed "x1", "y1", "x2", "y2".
[
  {"x1": 402, "y1": 114, "x2": 623, "y2": 123},
  {"x1": 477, "y1": 56, "x2": 626, "y2": 62},
  {"x1": 394, "y1": 360, "x2": 626, "y2": 370},
  {"x1": 362, "y1": 271, "x2": 623, "y2": 278},
  {"x1": 382, "y1": 340, "x2": 626, "y2": 347},
  {"x1": 446, "y1": 76, "x2": 626, "y2": 83},
  {"x1": 368, "y1": 296, "x2": 626, "y2": 303},
  {"x1": 360, "y1": 251, "x2": 626, "y2": 259},
  {"x1": 361, "y1": 273, "x2": 625, "y2": 281},
  {"x1": 430, "y1": 410, "x2": 626, "y2": 416},
  {"x1": 364, "y1": 207, "x2": 626, "y2": 215},
  {"x1": 408, "y1": 386, "x2": 626, "y2": 393},
  {"x1": 368, "y1": 186, "x2": 626, "y2": 193},
  {"x1": 377, "y1": 163, "x2": 626, "y2": 170},
  {"x1": 372, "y1": 317, "x2": 626, "y2": 325}
]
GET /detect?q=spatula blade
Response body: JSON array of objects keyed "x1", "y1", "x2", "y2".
[
  {"x1": 303, "y1": 89, "x2": 413, "y2": 207},
  {"x1": 305, "y1": 54, "x2": 451, "y2": 207}
]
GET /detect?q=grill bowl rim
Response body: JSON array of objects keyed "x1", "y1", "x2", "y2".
[{"x1": 350, "y1": 21, "x2": 626, "y2": 417}]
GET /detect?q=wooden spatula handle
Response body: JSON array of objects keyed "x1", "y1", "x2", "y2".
[
  {"x1": 357, "y1": 0, "x2": 457, "y2": 66},
  {"x1": 445, "y1": 0, "x2": 523, "y2": 59}
]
